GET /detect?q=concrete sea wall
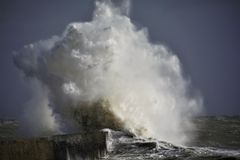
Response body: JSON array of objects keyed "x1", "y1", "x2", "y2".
[{"x1": 0, "y1": 131, "x2": 107, "y2": 160}]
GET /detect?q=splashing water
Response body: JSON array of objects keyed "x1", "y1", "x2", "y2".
[{"x1": 13, "y1": 0, "x2": 202, "y2": 145}]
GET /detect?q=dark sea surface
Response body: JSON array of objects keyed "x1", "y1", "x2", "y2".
[
  {"x1": 102, "y1": 116, "x2": 240, "y2": 160},
  {"x1": 1, "y1": 116, "x2": 240, "y2": 159},
  {"x1": 192, "y1": 116, "x2": 240, "y2": 149}
]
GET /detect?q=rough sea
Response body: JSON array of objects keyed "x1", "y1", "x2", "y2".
[
  {"x1": 6, "y1": 1, "x2": 240, "y2": 159},
  {"x1": 0, "y1": 116, "x2": 240, "y2": 159},
  {"x1": 102, "y1": 116, "x2": 240, "y2": 160}
]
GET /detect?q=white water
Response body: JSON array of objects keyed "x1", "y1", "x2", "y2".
[{"x1": 14, "y1": 0, "x2": 202, "y2": 145}]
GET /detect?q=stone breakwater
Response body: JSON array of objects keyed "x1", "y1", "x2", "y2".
[{"x1": 0, "y1": 131, "x2": 107, "y2": 160}]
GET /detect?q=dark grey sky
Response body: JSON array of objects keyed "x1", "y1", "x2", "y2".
[{"x1": 0, "y1": 0, "x2": 239, "y2": 118}]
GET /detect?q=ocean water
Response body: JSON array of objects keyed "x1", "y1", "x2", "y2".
[
  {"x1": 192, "y1": 116, "x2": 240, "y2": 149},
  {"x1": 0, "y1": 116, "x2": 240, "y2": 159},
  {"x1": 100, "y1": 116, "x2": 240, "y2": 160}
]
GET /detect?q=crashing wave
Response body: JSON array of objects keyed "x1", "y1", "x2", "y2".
[{"x1": 13, "y1": 0, "x2": 202, "y2": 145}]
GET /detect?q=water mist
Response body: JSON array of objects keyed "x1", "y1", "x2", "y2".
[{"x1": 13, "y1": 0, "x2": 202, "y2": 145}]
